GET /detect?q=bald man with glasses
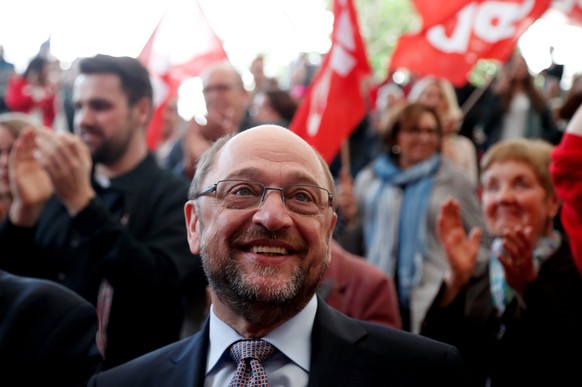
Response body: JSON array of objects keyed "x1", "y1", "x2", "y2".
[{"x1": 89, "y1": 124, "x2": 468, "y2": 387}]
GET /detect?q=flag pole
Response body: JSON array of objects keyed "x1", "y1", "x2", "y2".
[
  {"x1": 460, "y1": 67, "x2": 500, "y2": 117},
  {"x1": 340, "y1": 140, "x2": 351, "y2": 177}
]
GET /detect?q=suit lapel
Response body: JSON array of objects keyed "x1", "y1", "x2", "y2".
[
  {"x1": 308, "y1": 297, "x2": 381, "y2": 386},
  {"x1": 154, "y1": 319, "x2": 210, "y2": 386}
]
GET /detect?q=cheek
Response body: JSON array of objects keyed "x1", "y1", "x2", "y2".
[{"x1": 481, "y1": 195, "x2": 498, "y2": 226}]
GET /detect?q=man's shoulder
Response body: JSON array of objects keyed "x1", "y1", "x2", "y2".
[
  {"x1": 312, "y1": 304, "x2": 466, "y2": 384},
  {"x1": 316, "y1": 299, "x2": 454, "y2": 353},
  {"x1": 88, "y1": 333, "x2": 205, "y2": 386},
  {"x1": 0, "y1": 270, "x2": 89, "y2": 307}
]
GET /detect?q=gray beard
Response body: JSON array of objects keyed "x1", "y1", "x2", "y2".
[{"x1": 201, "y1": 244, "x2": 328, "y2": 327}]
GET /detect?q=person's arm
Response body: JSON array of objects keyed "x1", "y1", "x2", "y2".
[{"x1": 550, "y1": 103, "x2": 582, "y2": 275}]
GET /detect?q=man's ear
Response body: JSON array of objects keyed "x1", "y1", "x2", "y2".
[
  {"x1": 136, "y1": 96, "x2": 153, "y2": 128},
  {"x1": 184, "y1": 200, "x2": 201, "y2": 254}
]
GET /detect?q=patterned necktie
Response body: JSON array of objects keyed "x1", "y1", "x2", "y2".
[{"x1": 228, "y1": 339, "x2": 275, "y2": 387}]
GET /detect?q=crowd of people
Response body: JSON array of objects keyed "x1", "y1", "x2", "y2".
[{"x1": 0, "y1": 39, "x2": 581, "y2": 387}]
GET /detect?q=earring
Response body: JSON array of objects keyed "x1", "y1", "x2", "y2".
[{"x1": 392, "y1": 145, "x2": 401, "y2": 155}]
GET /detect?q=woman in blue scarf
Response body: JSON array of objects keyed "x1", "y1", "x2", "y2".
[{"x1": 335, "y1": 102, "x2": 489, "y2": 333}]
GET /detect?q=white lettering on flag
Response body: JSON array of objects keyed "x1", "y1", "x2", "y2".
[{"x1": 427, "y1": 0, "x2": 535, "y2": 53}]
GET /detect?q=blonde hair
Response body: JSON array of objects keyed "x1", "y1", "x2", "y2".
[
  {"x1": 0, "y1": 112, "x2": 42, "y2": 137},
  {"x1": 408, "y1": 76, "x2": 462, "y2": 131}
]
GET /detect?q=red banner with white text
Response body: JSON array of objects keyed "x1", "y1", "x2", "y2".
[
  {"x1": 290, "y1": 0, "x2": 371, "y2": 164},
  {"x1": 390, "y1": 0, "x2": 552, "y2": 86}
]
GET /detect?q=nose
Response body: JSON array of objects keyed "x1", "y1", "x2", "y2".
[
  {"x1": 252, "y1": 189, "x2": 293, "y2": 231},
  {"x1": 495, "y1": 184, "x2": 515, "y2": 204}
]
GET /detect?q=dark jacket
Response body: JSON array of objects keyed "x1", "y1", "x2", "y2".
[
  {"x1": 88, "y1": 297, "x2": 468, "y2": 387},
  {"x1": 421, "y1": 237, "x2": 582, "y2": 387},
  {"x1": 0, "y1": 270, "x2": 102, "y2": 386},
  {"x1": 0, "y1": 153, "x2": 206, "y2": 369}
]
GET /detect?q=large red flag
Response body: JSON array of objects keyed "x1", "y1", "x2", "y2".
[
  {"x1": 138, "y1": 0, "x2": 228, "y2": 150},
  {"x1": 390, "y1": 0, "x2": 552, "y2": 87},
  {"x1": 290, "y1": 0, "x2": 371, "y2": 164}
]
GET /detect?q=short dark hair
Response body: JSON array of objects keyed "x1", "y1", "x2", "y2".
[
  {"x1": 78, "y1": 54, "x2": 153, "y2": 106},
  {"x1": 23, "y1": 56, "x2": 48, "y2": 80},
  {"x1": 264, "y1": 90, "x2": 298, "y2": 123}
]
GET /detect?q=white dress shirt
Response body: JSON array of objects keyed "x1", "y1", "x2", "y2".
[{"x1": 204, "y1": 295, "x2": 317, "y2": 387}]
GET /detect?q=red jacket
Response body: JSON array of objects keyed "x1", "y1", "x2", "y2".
[
  {"x1": 320, "y1": 240, "x2": 402, "y2": 329},
  {"x1": 5, "y1": 75, "x2": 56, "y2": 127},
  {"x1": 550, "y1": 132, "x2": 582, "y2": 275}
]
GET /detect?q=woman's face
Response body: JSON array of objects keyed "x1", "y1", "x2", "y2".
[
  {"x1": 508, "y1": 55, "x2": 529, "y2": 82},
  {"x1": 481, "y1": 160, "x2": 559, "y2": 241},
  {"x1": 396, "y1": 111, "x2": 440, "y2": 169}
]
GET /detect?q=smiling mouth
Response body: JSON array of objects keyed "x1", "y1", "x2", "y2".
[{"x1": 250, "y1": 245, "x2": 289, "y2": 256}]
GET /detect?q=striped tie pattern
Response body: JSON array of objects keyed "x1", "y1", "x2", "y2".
[{"x1": 228, "y1": 339, "x2": 275, "y2": 387}]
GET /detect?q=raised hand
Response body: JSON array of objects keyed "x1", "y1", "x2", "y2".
[
  {"x1": 437, "y1": 197, "x2": 482, "y2": 303},
  {"x1": 496, "y1": 225, "x2": 536, "y2": 295},
  {"x1": 33, "y1": 129, "x2": 95, "y2": 215},
  {"x1": 198, "y1": 108, "x2": 238, "y2": 142},
  {"x1": 8, "y1": 127, "x2": 53, "y2": 226}
]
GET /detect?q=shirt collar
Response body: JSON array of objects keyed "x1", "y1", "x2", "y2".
[{"x1": 206, "y1": 295, "x2": 317, "y2": 373}]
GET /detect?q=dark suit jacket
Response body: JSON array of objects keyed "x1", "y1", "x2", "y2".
[
  {"x1": 88, "y1": 297, "x2": 467, "y2": 386},
  {"x1": 0, "y1": 270, "x2": 102, "y2": 387}
]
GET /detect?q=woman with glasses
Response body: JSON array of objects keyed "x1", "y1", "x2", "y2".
[{"x1": 335, "y1": 102, "x2": 490, "y2": 333}]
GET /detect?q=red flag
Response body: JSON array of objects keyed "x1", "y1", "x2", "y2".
[
  {"x1": 138, "y1": 0, "x2": 228, "y2": 150},
  {"x1": 289, "y1": 0, "x2": 371, "y2": 164},
  {"x1": 549, "y1": 0, "x2": 582, "y2": 27},
  {"x1": 390, "y1": 0, "x2": 552, "y2": 87}
]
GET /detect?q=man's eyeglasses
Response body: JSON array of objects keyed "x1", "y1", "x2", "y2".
[{"x1": 192, "y1": 179, "x2": 334, "y2": 215}]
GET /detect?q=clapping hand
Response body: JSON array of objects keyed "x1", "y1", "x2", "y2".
[
  {"x1": 32, "y1": 129, "x2": 95, "y2": 216},
  {"x1": 437, "y1": 197, "x2": 482, "y2": 304},
  {"x1": 496, "y1": 226, "x2": 536, "y2": 295},
  {"x1": 8, "y1": 127, "x2": 53, "y2": 226}
]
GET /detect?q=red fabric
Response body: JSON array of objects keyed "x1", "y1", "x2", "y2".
[
  {"x1": 4, "y1": 76, "x2": 56, "y2": 127},
  {"x1": 550, "y1": 132, "x2": 582, "y2": 276},
  {"x1": 322, "y1": 241, "x2": 402, "y2": 329},
  {"x1": 549, "y1": 0, "x2": 582, "y2": 27},
  {"x1": 138, "y1": 0, "x2": 228, "y2": 150},
  {"x1": 289, "y1": 0, "x2": 371, "y2": 164},
  {"x1": 390, "y1": 0, "x2": 552, "y2": 86}
]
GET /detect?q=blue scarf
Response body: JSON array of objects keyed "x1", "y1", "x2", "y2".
[
  {"x1": 364, "y1": 154, "x2": 440, "y2": 308},
  {"x1": 490, "y1": 230, "x2": 562, "y2": 315}
]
